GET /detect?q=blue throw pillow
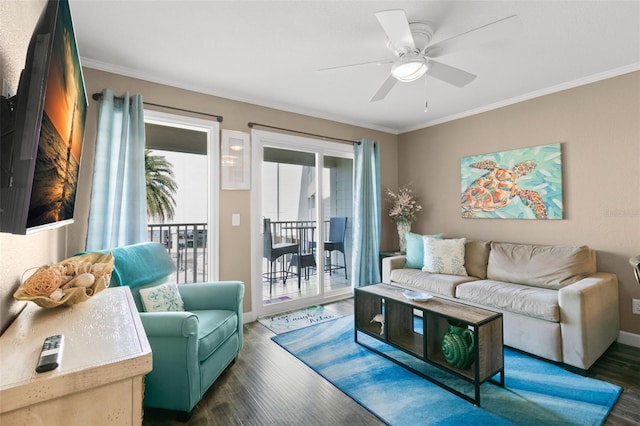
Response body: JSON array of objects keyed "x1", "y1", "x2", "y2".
[{"x1": 405, "y1": 232, "x2": 443, "y2": 269}]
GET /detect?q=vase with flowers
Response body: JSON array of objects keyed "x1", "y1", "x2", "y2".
[{"x1": 385, "y1": 185, "x2": 422, "y2": 253}]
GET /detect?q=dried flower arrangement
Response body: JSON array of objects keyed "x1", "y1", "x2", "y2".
[{"x1": 385, "y1": 185, "x2": 422, "y2": 224}]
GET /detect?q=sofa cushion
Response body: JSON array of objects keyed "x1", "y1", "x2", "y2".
[
  {"x1": 405, "y1": 232, "x2": 443, "y2": 269},
  {"x1": 465, "y1": 240, "x2": 491, "y2": 278},
  {"x1": 390, "y1": 268, "x2": 477, "y2": 297},
  {"x1": 195, "y1": 310, "x2": 238, "y2": 362},
  {"x1": 423, "y1": 238, "x2": 468, "y2": 276},
  {"x1": 456, "y1": 280, "x2": 560, "y2": 322},
  {"x1": 487, "y1": 243, "x2": 595, "y2": 289}
]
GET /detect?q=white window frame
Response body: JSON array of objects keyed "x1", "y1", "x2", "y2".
[
  {"x1": 144, "y1": 109, "x2": 220, "y2": 281},
  {"x1": 250, "y1": 129, "x2": 353, "y2": 319}
]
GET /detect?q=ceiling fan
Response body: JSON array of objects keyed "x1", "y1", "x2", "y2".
[{"x1": 320, "y1": 10, "x2": 522, "y2": 103}]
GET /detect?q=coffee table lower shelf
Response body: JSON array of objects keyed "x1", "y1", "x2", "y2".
[
  {"x1": 354, "y1": 284, "x2": 504, "y2": 406},
  {"x1": 355, "y1": 329, "x2": 503, "y2": 406}
]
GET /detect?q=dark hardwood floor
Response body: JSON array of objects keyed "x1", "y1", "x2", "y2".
[
  {"x1": 589, "y1": 341, "x2": 640, "y2": 426},
  {"x1": 143, "y1": 299, "x2": 640, "y2": 425}
]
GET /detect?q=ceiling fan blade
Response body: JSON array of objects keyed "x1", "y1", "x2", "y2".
[
  {"x1": 375, "y1": 9, "x2": 415, "y2": 51},
  {"x1": 370, "y1": 74, "x2": 398, "y2": 102},
  {"x1": 426, "y1": 60, "x2": 476, "y2": 88},
  {"x1": 317, "y1": 59, "x2": 393, "y2": 72},
  {"x1": 424, "y1": 15, "x2": 522, "y2": 58}
]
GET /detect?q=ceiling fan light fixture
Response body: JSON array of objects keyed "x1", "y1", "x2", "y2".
[{"x1": 391, "y1": 53, "x2": 428, "y2": 82}]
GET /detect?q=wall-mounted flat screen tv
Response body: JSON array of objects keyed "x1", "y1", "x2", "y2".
[{"x1": 0, "y1": 0, "x2": 87, "y2": 235}]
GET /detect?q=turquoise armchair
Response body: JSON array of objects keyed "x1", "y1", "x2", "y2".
[{"x1": 105, "y1": 242, "x2": 244, "y2": 416}]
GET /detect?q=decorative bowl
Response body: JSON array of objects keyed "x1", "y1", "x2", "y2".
[{"x1": 14, "y1": 252, "x2": 114, "y2": 308}]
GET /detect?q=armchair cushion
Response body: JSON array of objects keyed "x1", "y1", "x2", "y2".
[
  {"x1": 139, "y1": 282, "x2": 185, "y2": 312},
  {"x1": 195, "y1": 310, "x2": 239, "y2": 362}
]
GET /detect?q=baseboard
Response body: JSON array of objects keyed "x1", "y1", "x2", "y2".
[
  {"x1": 244, "y1": 313, "x2": 640, "y2": 347},
  {"x1": 617, "y1": 330, "x2": 640, "y2": 348}
]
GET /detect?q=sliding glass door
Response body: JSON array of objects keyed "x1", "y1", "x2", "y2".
[
  {"x1": 322, "y1": 154, "x2": 353, "y2": 294},
  {"x1": 262, "y1": 147, "x2": 320, "y2": 302},
  {"x1": 252, "y1": 130, "x2": 353, "y2": 316}
]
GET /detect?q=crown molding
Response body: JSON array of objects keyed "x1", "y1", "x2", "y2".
[
  {"x1": 80, "y1": 57, "x2": 400, "y2": 135},
  {"x1": 399, "y1": 63, "x2": 640, "y2": 134},
  {"x1": 82, "y1": 58, "x2": 638, "y2": 137}
]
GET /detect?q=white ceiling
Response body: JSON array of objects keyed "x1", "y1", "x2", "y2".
[{"x1": 70, "y1": 1, "x2": 640, "y2": 134}]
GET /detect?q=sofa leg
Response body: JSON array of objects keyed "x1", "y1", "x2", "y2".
[{"x1": 564, "y1": 364, "x2": 588, "y2": 376}]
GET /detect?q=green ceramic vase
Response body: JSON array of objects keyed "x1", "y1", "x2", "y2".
[{"x1": 441, "y1": 322, "x2": 475, "y2": 370}]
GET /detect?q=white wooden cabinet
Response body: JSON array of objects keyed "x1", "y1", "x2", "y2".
[{"x1": 0, "y1": 287, "x2": 152, "y2": 425}]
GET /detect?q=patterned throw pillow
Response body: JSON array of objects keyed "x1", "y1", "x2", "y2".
[
  {"x1": 405, "y1": 232, "x2": 444, "y2": 269},
  {"x1": 422, "y1": 238, "x2": 468, "y2": 276},
  {"x1": 139, "y1": 282, "x2": 185, "y2": 312}
]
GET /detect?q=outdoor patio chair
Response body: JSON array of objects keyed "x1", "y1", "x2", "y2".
[
  {"x1": 324, "y1": 217, "x2": 348, "y2": 279},
  {"x1": 287, "y1": 224, "x2": 317, "y2": 288},
  {"x1": 263, "y1": 217, "x2": 298, "y2": 294}
]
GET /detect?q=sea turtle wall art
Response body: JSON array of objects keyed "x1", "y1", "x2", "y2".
[{"x1": 461, "y1": 143, "x2": 563, "y2": 219}]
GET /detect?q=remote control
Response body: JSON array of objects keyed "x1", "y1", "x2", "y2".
[{"x1": 36, "y1": 334, "x2": 64, "y2": 373}]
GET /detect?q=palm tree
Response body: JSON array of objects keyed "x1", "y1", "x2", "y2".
[{"x1": 145, "y1": 149, "x2": 177, "y2": 222}]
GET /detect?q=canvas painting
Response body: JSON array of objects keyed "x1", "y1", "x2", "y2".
[{"x1": 461, "y1": 143, "x2": 563, "y2": 219}]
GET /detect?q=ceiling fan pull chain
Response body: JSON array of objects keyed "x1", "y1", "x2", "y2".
[{"x1": 424, "y1": 76, "x2": 429, "y2": 112}]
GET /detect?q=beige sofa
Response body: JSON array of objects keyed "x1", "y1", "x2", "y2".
[{"x1": 382, "y1": 240, "x2": 620, "y2": 372}]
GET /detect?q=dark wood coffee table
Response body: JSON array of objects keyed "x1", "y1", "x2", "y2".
[{"x1": 354, "y1": 283, "x2": 504, "y2": 406}]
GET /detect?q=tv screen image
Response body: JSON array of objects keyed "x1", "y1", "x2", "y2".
[
  {"x1": 30, "y1": 2, "x2": 87, "y2": 229},
  {"x1": 0, "y1": 0, "x2": 87, "y2": 234}
]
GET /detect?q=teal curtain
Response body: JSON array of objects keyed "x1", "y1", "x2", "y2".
[
  {"x1": 86, "y1": 89, "x2": 146, "y2": 250},
  {"x1": 351, "y1": 139, "x2": 381, "y2": 287}
]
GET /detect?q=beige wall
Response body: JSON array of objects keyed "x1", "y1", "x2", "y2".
[
  {"x1": 54, "y1": 68, "x2": 400, "y2": 314},
  {"x1": 398, "y1": 71, "x2": 640, "y2": 334}
]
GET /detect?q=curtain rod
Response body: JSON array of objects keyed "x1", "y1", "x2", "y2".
[
  {"x1": 91, "y1": 93, "x2": 223, "y2": 122},
  {"x1": 247, "y1": 122, "x2": 360, "y2": 145}
]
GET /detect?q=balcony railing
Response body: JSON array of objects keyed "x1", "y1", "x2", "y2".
[
  {"x1": 269, "y1": 220, "x2": 330, "y2": 244},
  {"x1": 266, "y1": 220, "x2": 333, "y2": 273},
  {"x1": 147, "y1": 220, "x2": 337, "y2": 284},
  {"x1": 147, "y1": 223, "x2": 207, "y2": 284},
  {"x1": 264, "y1": 220, "x2": 350, "y2": 292}
]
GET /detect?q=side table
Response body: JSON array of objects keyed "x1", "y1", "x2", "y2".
[{"x1": 0, "y1": 287, "x2": 152, "y2": 424}]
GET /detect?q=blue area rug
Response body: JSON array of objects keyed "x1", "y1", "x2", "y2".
[
  {"x1": 258, "y1": 305, "x2": 344, "y2": 334},
  {"x1": 272, "y1": 315, "x2": 621, "y2": 425}
]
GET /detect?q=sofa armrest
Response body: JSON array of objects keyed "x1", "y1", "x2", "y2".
[
  {"x1": 179, "y1": 281, "x2": 244, "y2": 312},
  {"x1": 139, "y1": 311, "x2": 199, "y2": 337},
  {"x1": 558, "y1": 272, "x2": 619, "y2": 370},
  {"x1": 139, "y1": 312, "x2": 201, "y2": 411},
  {"x1": 382, "y1": 255, "x2": 406, "y2": 284}
]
